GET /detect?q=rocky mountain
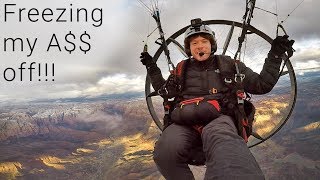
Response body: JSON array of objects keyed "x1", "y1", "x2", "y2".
[
  {"x1": 0, "y1": 99, "x2": 161, "y2": 179},
  {"x1": 0, "y1": 70, "x2": 319, "y2": 180},
  {"x1": 251, "y1": 70, "x2": 320, "y2": 180}
]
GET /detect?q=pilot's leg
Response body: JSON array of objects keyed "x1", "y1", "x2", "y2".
[
  {"x1": 153, "y1": 123, "x2": 201, "y2": 180},
  {"x1": 202, "y1": 115, "x2": 264, "y2": 180}
]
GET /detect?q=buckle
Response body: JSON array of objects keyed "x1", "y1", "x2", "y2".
[
  {"x1": 224, "y1": 78, "x2": 232, "y2": 83},
  {"x1": 209, "y1": 88, "x2": 218, "y2": 94},
  {"x1": 234, "y1": 74, "x2": 245, "y2": 82},
  {"x1": 237, "y1": 91, "x2": 246, "y2": 99},
  {"x1": 236, "y1": 90, "x2": 245, "y2": 104}
]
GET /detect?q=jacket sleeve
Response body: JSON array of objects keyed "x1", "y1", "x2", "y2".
[
  {"x1": 147, "y1": 66, "x2": 166, "y2": 91},
  {"x1": 239, "y1": 52, "x2": 283, "y2": 94}
]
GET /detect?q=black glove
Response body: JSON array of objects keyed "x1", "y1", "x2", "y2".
[
  {"x1": 140, "y1": 52, "x2": 155, "y2": 68},
  {"x1": 271, "y1": 35, "x2": 295, "y2": 57}
]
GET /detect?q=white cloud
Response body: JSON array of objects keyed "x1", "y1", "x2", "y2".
[
  {"x1": 0, "y1": 74, "x2": 145, "y2": 103},
  {"x1": 295, "y1": 60, "x2": 320, "y2": 70},
  {"x1": 82, "y1": 74, "x2": 145, "y2": 96}
]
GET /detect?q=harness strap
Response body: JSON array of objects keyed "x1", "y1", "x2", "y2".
[
  {"x1": 234, "y1": 59, "x2": 249, "y2": 142},
  {"x1": 163, "y1": 100, "x2": 175, "y2": 129},
  {"x1": 165, "y1": 56, "x2": 252, "y2": 142}
]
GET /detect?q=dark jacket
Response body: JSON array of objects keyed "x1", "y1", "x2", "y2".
[{"x1": 148, "y1": 52, "x2": 282, "y2": 98}]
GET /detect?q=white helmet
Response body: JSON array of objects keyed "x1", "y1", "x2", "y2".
[{"x1": 184, "y1": 18, "x2": 217, "y2": 56}]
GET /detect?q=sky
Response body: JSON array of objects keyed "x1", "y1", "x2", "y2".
[{"x1": 0, "y1": 0, "x2": 319, "y2": 104}]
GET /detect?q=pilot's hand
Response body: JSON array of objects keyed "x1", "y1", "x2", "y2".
[
  {"x1": 140, "y1": 52, "x2": 155, "y2": 68},
  {"x1": 271, "y1": 35, "x2": 295, "y2": 57}
]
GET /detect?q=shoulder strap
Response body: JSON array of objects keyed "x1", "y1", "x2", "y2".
[
  {"x1": 214, "y1": 55, "x2": 237, "y2": 91},
  {"x1": 215, "y1": 55, "x2": 235, "y2": 75},
  {"x1": 172, "y1": 59, "x2": 190, "y2": 92},
  {"x1": 172, "y1": 59, "x2": 187, "y2": 76},
  {"x1": 217, "y1": 55, "x2": 251, "y2": 142}
]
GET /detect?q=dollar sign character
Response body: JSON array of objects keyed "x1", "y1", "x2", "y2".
[
  {"x1": 65, "y1": 31, "x2": 76, "y2": 54},
  {"x1": 80, "y1": 31, "x2": 91, "y2": 54}
]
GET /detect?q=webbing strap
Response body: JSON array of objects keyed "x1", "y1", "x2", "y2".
[{"x1": 234, "y1": 59, "x2": 250, "y2": 141}]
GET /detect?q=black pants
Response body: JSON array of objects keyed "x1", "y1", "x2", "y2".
[{"x1": 153, "y1": 115, "x2": 264, "y2": 180}]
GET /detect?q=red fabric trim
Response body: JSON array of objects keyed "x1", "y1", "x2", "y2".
[
  {"x1": 242, "y1": 127, "x2": 248, "y2": 142},
  {"x1": 242, "y1": 119, "x2": 249, "y2": 126},
  {"x1": 180, "y1": 97, "x2": 204, "y2": 105},
  {"x1": 237, "y1": 90, "x2": 245, "y2": 99},
  {"x1": 207, "y1": 100, "x2": 221, "y2": 112},
  {"x1": 173, "y1": 60, "x2": 185, "y2": 76}
]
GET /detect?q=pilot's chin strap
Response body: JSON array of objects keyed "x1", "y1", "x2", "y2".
[{"x1": 234, "y1": 59, "x2": 249, "y2": 142}]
